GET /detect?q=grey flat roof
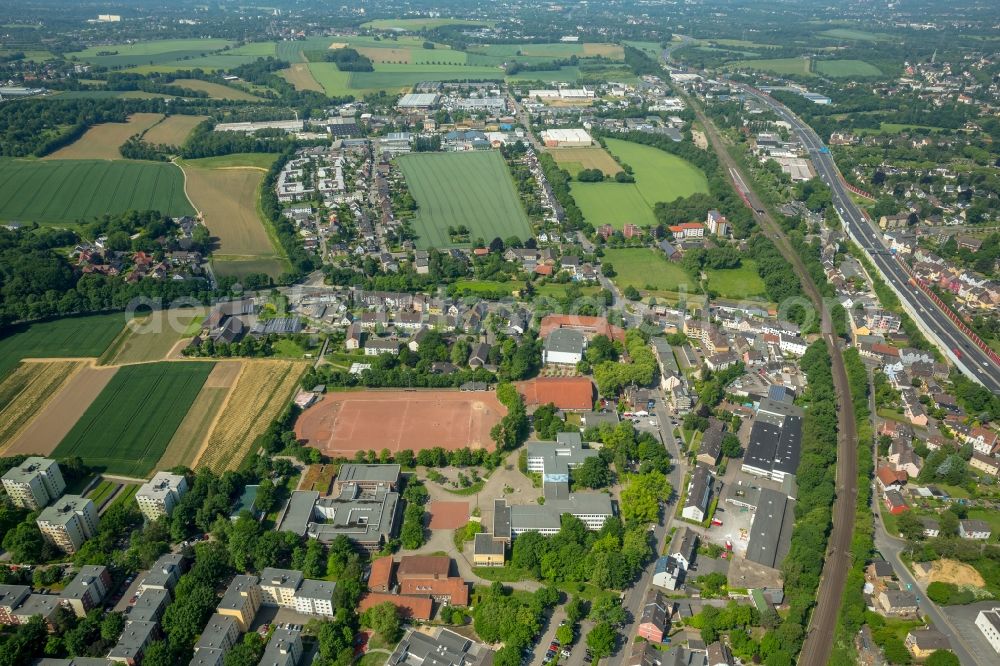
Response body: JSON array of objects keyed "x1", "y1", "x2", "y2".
[
  {"x1": 279, "y1": 490, "x2": 320, "y2": 536},
  {"x1": 14, "y1": 593, "x2": 59, "y2": 618},
  {"x1": 337, "y1": 464, "x2": 401, "y2": 485},
  {"x1": 260, "y1": 627, "x2": 301, "y2": 666},
  {"x1": 389, "y1": 628, "x2": 488, "y2": 666},
  {"x1": 61, "y1": 565, "x2": 107, "y2": 600},
  {"x1": 510, "y1": 493, "x2": 613, "y2": 531},
  {"x1": 745, "y1": 488, "x2": 793, "y2": 569},
  {"x1": 109, "y1": 620, "x2": 158, "y2": 658},
  {"x1": 0, "y1": 584, "x2": 30, "y2": 609},
  {"x1": 744, "y1": 413, "x2": 802, "y2": 477},
  {"x1": 474, "y1": 532, "x2": 505, "y2": 556},
  {"x1": 196, "y1": 614, "x2": 239, "y2": 650},
  {"x1": 307, "y1": 485, "x2": 400, "y2": 545},
  {"x1": 129, "y1": 588, "x2": 169, "y2": 623},
  {"x1": 218, "y1": 575, "x2": 259, "y2": 613},
  {"x1": 189, "y1": 647, "x2": 224, "y2": 666},
  {"x1": 37, "y1": 495, "x2": 91, "y2": 526},
  {"x1": 296, "y1": 579, "x2": 336, "y2": 601},
  {"x1": 259, "y1": 568, "x2": 304, "y2": 591},
  {"x1": 142, "y1": 553, "x2": 184, "y2": 588},
  {"x1": 1, "y1": 456, "x2": 58, "y2": 484},
  {"x1": 545, "y1": 328, "x2": 587, "y2": 355},
  {"x1": 493, "y1": 499, "x2": 511, "y2": 539}
]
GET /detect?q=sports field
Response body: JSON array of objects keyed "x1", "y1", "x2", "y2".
[
  {"x1": 814, "y1": 59, "x2": 882, "y2": 77},
  {"x1": 0, "y1": 159, "x2": 194, "y2": 224},
  {"x1": 571, "y1": 139, "x2": 708, "y2": 230},
  {"x1": 397, "y1": 151, "x2": 532, "y2": 249},
  {"x1": 171, "y1": 79, "x2": 263, "y2": 101},
  {"x1": 603, "y1": 248, "x2": 699, "y2": 294},
  {"x1": 0, "y1": 313, "x2": 126, "y2": 378},
  {"x1": 181, "y1": 157, "x2": 286, "y2": 277},
  {"x1": 704, "y1": 261, "x2": 767, "y2": 299},
  {"x1": 53, "y1": 361, "x2": 215, "y2": 476},
  {"x1": 45, "y1": 113, "x2": 165, "y2": 160},
  {"x1": 549, "y1": 146, "x2": 622, "y2": 177},
  {"x1": 142, "y1": 115, "x2": 208, "y2": 146},
  {"x1": 295, "y1": 390, "x2": 507, "y2": 456}
]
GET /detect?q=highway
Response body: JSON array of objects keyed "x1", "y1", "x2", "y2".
[{"x1": 737, "y1": 85, "x2": 1000, "y2": 393}]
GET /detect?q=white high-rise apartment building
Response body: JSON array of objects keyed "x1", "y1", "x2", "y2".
[
  {"x1": 36, "y1": 496, "x2": 98, "y2": 554},
  {"x1": 2, "y1": 457, "x2": 65, "y2": 509},
  {"x1": 135, "y1": 472, "x2": 188, "y2": 521}
]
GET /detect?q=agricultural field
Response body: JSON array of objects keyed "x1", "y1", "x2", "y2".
[
  {"x1": 196, "y1": 360, "x2": 305, "y2": 473},
  {"x1": 0, "y1": 361, "x2": 84, "y2": 452},
  {"x1": 307, "y1": 63, "x2": 353, "y2": 96},
  {"x1": 142, "y1": 114, "x2": 208, "y2": 146},
  {"x1": 181, "y1": 156, "x2": 286, "y2": 278},
  {"x1": 44, "y1": 113, "x2": 165, "y2": 160},
  {"x1": 728, "y1": 57, "x2": 814, "y2": 76},
  {"x1": 549, "y1": 146, "x2": 622, "y2": 177},
  {"x1": 171, "y1": 79, "x2": 263, "y2": 101},
  {"x1": 704, "y1": 261, "x2": 768, "y2": 299},
  {"x1": 603, "y1": 248, "x2": 698, "y2": 295},
  {"x1": 3, "y1": 364, "x2": 118, "y2": 457},
  {"x1": 100, "y1": 309, "x2": 206, "y2": 365},
  {"x1": 814, "y1": 59, "x2": 882, "y2": 77},
  {"x1": 396, "y1": 151, "x2": 532, "y2": 249},
  {"x1": 467, "y1": 43, "x2": 623, "y2": 59},
  {"x1": 0, "y1": 313, "x2": 126, "y2": 378},
  {"x1": 157, "y1": 361, "x2": 242, "y2": 470},
  {"x1": 280, "y1": 63, "x2": 323, "y2": 92},
  {"x1": 817, "y1": 28, "x2": 892, "y2": 42},
  {"x1": 53, "y1": 361, "x2": 215, "y2": 477},
  {"x1": 127, "y1": 54, "x2": 263, "y2": 75},
  {"x1": 0, "y1": 159, "x2": 194, "y2": 225},
  {"x1": 571, "y1": 138, "x2": 708, "y2": 229},
  {"x1": 623, "y1": 41, "x2": 664, "y2": 58},
  {"x1": 66, "y1": 38, "x2": 235, "y2": 68}
]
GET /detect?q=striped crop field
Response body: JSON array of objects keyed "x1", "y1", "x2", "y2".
[
  {"x1": 396, "y1": 151, "x2": 532, "y2": 249},
  {"x1": 0, "y1": 159, "x2": 194, "y2": 224},
  {"x1": 53, "y1": 361, "x2": 215, "y2": 476},
  {"x1": 197, "y1": 360, "x2": 304, "y2": 473},
  {"x1": 0, "y1": 361, "x2": 84, "y2": 451}
]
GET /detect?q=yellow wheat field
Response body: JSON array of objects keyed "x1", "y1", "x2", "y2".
[
  {"x1": 0, "y1": 361, "x2": 84, "y2": 451},
  {"x1": 196, "y1": 360, "x2": 305, "y2": 473}
]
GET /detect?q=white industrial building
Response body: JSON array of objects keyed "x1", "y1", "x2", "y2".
[{"x1": 540, "y1": 128, "x2": 593, "y2": 147}]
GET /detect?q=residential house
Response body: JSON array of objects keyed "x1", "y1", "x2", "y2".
[
  {"x1": 876, "y1": 590, "x2": 918, "y2": 617},
  {"x1": 884, "y1": 490, "x2": 909, "y2": 515},
  {"x1": 652, "y1": 556, "x2": 682, "y2": 591},
  {"x1": 682, "y1": 465, "x2": 713, "y2": 523},
  {"x1": 636, "y1": 590, "x2": 669, "y2": 643},
  {"x1": 959, "y1": 520, "x2": 991, "y2": 540},
  {"x1": 975, "y1": 608, "x2": 1000, "y2": 653},
  {"x1": 904, "y1": 629, "x2": 950, "y2": 659},
  {"x1": 59, "y1": 565, "x2": 111, "y2": 618},
  {"x1": 970, "y1": 452, "x2": 1000, "y2": 477},
  {"x1": 668, "y1": 526, "x2": 698, "y2": 570}
]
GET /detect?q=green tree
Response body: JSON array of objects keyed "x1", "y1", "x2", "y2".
[
  {"x1": 361, "y1": 601, "x2": 402, "y2": 643},
  {"x1": 586, "y1": 622, "x2": 617, "y2": 658},
  {"x1": 573, "y1": 456, "x2": 612, "y2": 489},
  {"x1": 556, "y1": 624, "x2": 574, "y2": 645}
]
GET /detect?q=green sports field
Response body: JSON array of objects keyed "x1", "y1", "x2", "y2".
[
  {"x1": 570, "y1": 139, "x2": 709, "y2": 230},
  {"x1": 53, "y1": 361, "x2": 214, "y2": 476},
  {"x1": 0, "y1": 159, "x2": 194, "y2": 224},
  {"x1": 0, "y1": 313, "x2": 126, "y2": 378},
  {"x1": 396, "y1": 151, "x2": 532, "y2": 249},
  {"x1": 704, "y1": 261, "x2": 767, "y2": 299}
]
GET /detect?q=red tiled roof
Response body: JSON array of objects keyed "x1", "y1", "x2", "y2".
[
  {"x1": 877, "y1": 466, "x2": 906, "y2": 487},
  {"x1": 398, "y1": 578, "x2": 470, "y2": 606},
  {"x1": 538, "y1": 315, "x2": 625, "y2": 343},
  {"x1": 516, "y1": 377, "x2": 595, "y2": 411},
  {"x1": 368, "y1": 557, "x2": 395, "y2": 592},
  {"x1": 397, "y1": 556, "x2": 450, "y2": 580},
  {"x1": 359, "y1": 593, "x2": 433, "y2": 620}
]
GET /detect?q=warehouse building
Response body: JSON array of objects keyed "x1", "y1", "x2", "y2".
[{"x1": 540, "y1": 128, "x2": 593, "y2": 147}]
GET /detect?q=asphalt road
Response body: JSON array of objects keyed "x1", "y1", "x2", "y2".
[
  {"x1": 736, "y1": 85, "x2": 1000, "y2": 394},
  {"x1": 686, "y1": 93, "x2": 858, "y2": 666},
  {"x1": 602, "y1": 396, "x2": 686, "y2": 666}
]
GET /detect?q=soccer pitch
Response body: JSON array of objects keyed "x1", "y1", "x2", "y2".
[{"x1": 396, "y1": 151, "x2": 533, "y2": 249}]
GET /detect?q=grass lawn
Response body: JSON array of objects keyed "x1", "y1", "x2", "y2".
[
  {"x1": 109, "y1": 484, "x2": 139, "y2": 510},
  {"x1": 533, "y1": 284, "x2": 603, "y2": 299},
  {"x1": 397, "y1": 151, "x2": 532, "y2": 249},
  {"x1": 814, "y1": 59, "x2": 882, "y2": 78},
  {"x1": 272, "y1": 338, "x2": 308, "y2": 358},
  {"x1": 603, "y1": 248, "x2": 699, "y2": 294},
  {"x1": 0, "y1": 313, "x2": 126, "y2": 378},
  {"x1": 472, "y1": 565, "x2": 533, "y2": 582},
  {"x1": 86, "y1": 480, "x2": 118, "y2": 506},
  {"x1": 704, "y1": 261, "x2": 767, "y2": 299},
  {"x1": 53, "y1": 361, "x2": 215, "y2": 476},
  {"x1": 571, "y1": 182, "x2": 658, "y2": 229}
]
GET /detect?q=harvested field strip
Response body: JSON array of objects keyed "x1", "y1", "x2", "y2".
[
  {"x1": 44, "y1": 113, "x2": 165, "y2": 160},
  {"x1": 4, "y1": 364, "x2": 118, "y2": 456},
  {"x1": 280, "y1": 63, "x2": 323, "y2": 92},
  {"x1": 172, "y1": 79, "x2": 263, "y2": 101},
  {"x1": 0, "y1": 361, "x2": 84, "y2": 452},
  {"x1": 157, "y1": 361, "x2": 242, "y2": 469},
  {"x1": 103, "y1": 309, "x2": 206, "y2": 365},
  {"x1": 197, "y1": 361, "x2": 305, "y2": 473},
  {"x1": 143, "y1": 115, "x2": 208, "y2": 146},
  {"x1": 53, "y1": 362, "x2": 214, "y2": 476},
  {"x1": 549, "y1": 146, "x2": 622, "y2": 176}
]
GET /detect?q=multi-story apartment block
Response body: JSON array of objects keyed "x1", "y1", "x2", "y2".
[
  {"x1": 135, "y1": 471, "x2": 188, "y2": 521},
  {"x1": 2, "y1": 457, "x2": 65, "y2": 509},
  {"x1": 36, "y1": 495, "x2": 98, "y2": 554},
  {"x1": 292, "y1": 579, "x2": 336, "y2": 617},
  {"x1": 216, "y1": 575, "x2": 260, "y2": 631},
  {"x1": 259, "y1": 568, "x2": 304, "y2": 608},
  {"x1": 60, "y1": 565, "x2": 111, "y2": 617}
]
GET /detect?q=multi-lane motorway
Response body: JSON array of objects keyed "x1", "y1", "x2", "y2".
[{"x1": 737, "y1": 84, "x2": 1000, "y2": 393}]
